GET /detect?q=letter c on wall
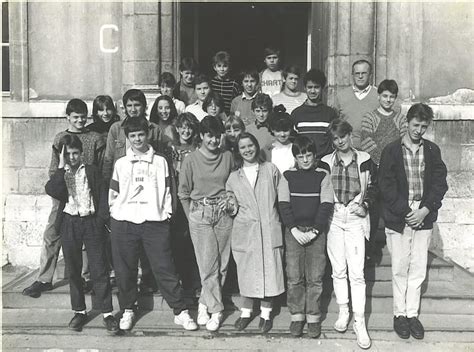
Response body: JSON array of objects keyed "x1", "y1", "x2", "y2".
[{"x1": 100, "y1": 24, "x2": 119, "y2": 53}]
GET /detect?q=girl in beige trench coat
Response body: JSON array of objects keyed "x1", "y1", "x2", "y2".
[{"x1": 226, "y1": 132, "x2": 285, "y2": 334}]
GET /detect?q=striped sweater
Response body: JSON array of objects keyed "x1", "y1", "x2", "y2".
[
  {"x1": 211, "y1": 76, "x2": 241, "y2": 115},
  {"x1": 277, "y1": 165, "x2": 334, "y2": 232},
  {"x1": 360, "y1": 108, "x2": 407, "y2": 165},
  {"x1": 291, "y1": 103, "x2": 338, "y2": 158}
]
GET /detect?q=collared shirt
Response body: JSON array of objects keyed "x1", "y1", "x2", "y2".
[
  {"x1": 402, "y1": 138, "x2": 425, "y2": 202},
  {"x1": 230, "y1": 93, "x2": 258, "y2": 126},
  {"x1": 331, "y1": 151, "x2": 361, "y2": 206},
  {"x1": 185, "y1": 100, "x2": 207, "y2": 121},
  {"x1": 353, "y1": 85, "x2": 373, "y2": 101},
  {"x1": 63, "y1": 163, "x2": 95, "y2": 217}
]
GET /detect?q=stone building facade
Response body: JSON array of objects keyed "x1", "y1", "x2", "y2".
[{"x1": 2, "y1": 2, "x2": 473, "y2": 271}]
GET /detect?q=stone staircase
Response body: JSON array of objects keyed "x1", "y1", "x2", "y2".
[{"x1": 3, "y1": 235, "x2": 474, "y2": 347}]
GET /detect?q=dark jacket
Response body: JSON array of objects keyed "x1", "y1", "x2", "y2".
[
  {"x1": 45, "y1": 164, "x2": 109, "y2": 233},
  {"x1": 378, "y1": 138, "x2": 448, "y2": 233}
]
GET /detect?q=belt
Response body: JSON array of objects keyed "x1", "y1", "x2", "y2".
[
  {"x1": 66, "y1": 211, "x2": 95, "y2": 218},
  {"x1": 192, "y1": 195, "x2": 226, "y2": 206}
]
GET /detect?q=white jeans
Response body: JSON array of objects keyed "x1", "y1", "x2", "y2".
[
  {"x1": 327, "y1": 203, "x2": 367, "y2": 315},
  {"x1": 386, "y1": 222, "x2": 431, "y2": 318}
]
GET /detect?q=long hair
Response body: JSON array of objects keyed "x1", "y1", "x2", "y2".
[
  {"x1": 233, "y1": 132, "x2": 264, "y2": 170},
  {"x1": 150, "y1": 95, "x2": 178, "y2": 125}
]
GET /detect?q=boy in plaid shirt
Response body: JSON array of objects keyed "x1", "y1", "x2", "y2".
[{"x1": 378, "y1": 103, "x2": 448, "y2": 341}]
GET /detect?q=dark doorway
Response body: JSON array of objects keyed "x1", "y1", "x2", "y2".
[{"x1": 180, "y1": 2, "x2": 309, "y2": 79}]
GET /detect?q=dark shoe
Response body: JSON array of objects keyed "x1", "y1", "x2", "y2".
[
  {"x1": 289, "y1": 321, "x2": 305, "y2": 337},
  {"x1": 68, "y1": 313, "x2": 87, "y2": 331},
  {"x1": 307, "y1": 322, "x2": 321, "y2": 338},
  {"x1": 82, "y1": 279, "x2": 93, "y2": 294},
  {"x1": 103, "y1": 315, "x2": 119, "y2": 335},
  {"x1": 258, "y1": 317, "x2": 273, "y2": 333},
  {"x1": 22, "y1": 281, "x2": 53, "y2": 298},
  {"x1": 408, "y1": 317, "x2": 424, "y2": 339},
  {"x1": 393, "y1": 316, "x2": 410, "y2": 339},
  {"x1": 234, "y1": 317, "x2": 252, "y2": 331}
]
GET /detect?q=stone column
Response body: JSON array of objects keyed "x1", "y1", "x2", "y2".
[{"x1": 9, "y1": 2, "x2": 29, "y2": 101}]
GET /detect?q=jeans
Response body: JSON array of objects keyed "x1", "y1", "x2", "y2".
[
  {"x1": 38, "y1": 198, "x2": 61, "y2": 283},
  {"x1": 61, "y1": 214, "x2": 112, "y2": 313},
  {"x1": 110, "y1": 219, "x2": 186, "y2": 315},
  {"x1": 284, "y1": 228, "x2": 327, "y2": 323},
  {"x1": 327, "y1": 203, "x2": 367, "y2": 315},
  {"x1": 386, "y1": 213, "x2": 431, "y2": 318},
  {"x1": 188, "y1": 201, "x2": 233, "y2": 314}
]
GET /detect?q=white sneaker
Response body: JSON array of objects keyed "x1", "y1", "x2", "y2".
[
  {"x1": 174, "y1": 310, "x2": 198, "y2": 331},
  {"x1": 334, "y1": 309, "x2": 350, "y2": 332},
  {"x1": 353, "y1": 319, "x2": 371, "y2": 349},
  {"x1": 119, "y1": 310, "x2": 135, "y2": 330},
  {"x1": 197, "y1": 303, "x2": 210, "y2": 325},
  {"x1": 206, "y1": 312, "x2": 223, "y2": 332}
]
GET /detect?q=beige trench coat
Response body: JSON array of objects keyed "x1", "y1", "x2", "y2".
[{"x1": 226, "y1": 162, "x2": 285, "y2": 298}]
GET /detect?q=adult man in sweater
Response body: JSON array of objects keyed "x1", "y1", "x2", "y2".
[
  {"x1": 333, "y1": 60, "x2": 379, "y2": 149},
  {"x1": 378, "y1": 103, "x2": 448, "y2": 341}
]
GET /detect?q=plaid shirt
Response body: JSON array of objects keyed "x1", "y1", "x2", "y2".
[
  {"x1": 331, "y1": 152, "x2": 361, "y2": 206},
  {"x1": 402, "y1": 139, "x2": 425, "y2": 202}
]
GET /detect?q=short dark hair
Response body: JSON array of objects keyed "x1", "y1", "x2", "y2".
[
  {"x1": 159, "y1": 72, "x2": 177, "y2": 87},
  {"x1": 352, "y1": 59, "x2": 372, "y2": 74},
  {"x1": 194, "y1": 73, "x2": 211, "y2": 87},
  {"x1": 240, "y1": 68, "x2": 260, "y2": 85},
  {"x1": 179, "y1": 57, "x2": 199, "y2": 73},
  {"x1": 328, "y1": 118, "x2": 353, "y2": 138},
  {"x1": 282, "y1": 65, "x2": 302, "y2": 79},
  {"x1": 378, "y1": 79, "x2": 399, "y2": 96},
  {"x1": 200, "y1": 115, "x2": 225, "y2": 137},
  {"x1": 122, "y1": 89, "x2": 147, "y2": 110},
  {"x1": 123, "y1": 117, "x2": 150, "y2": 136},
  {"x1": 212, "y1": 51, "x2": 231, "y2": 66},
  {"x1": 292, "y1": 135, "x2": 316, "y2": 157},
  {"x1": 303, "y1": 68, "x2": 327, "y2": 87},
  {"x1": 59, "y1": 134, "x2": 83, "y2": 153},
  {"x1": 66, "y1": 98, "x2": 88, "y2": 116},
  {"x1": 202, "y1": 91, "x2": 224, "y2": 113},
  {"x1": 263, "y1": 47, "x2": 280, "y2": 58},
  {"x1": 149, "y1": 95, "x2": 178, "y2": 125},
  {"x1": 269, "y1": 105, "x2": 292, "y2": 132},
  {"x1": 406, "y1": 103, "x2": 433, "y2": 123},
  {"x1": 234, "y1": 132, "x2": 263, "y2": 169},
  {"x1": 251, "y1": 93, "x2": 273, "y2": 111}
]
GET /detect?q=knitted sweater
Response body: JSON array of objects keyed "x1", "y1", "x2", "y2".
[
  {"x1": 211, "y1": 76, "x2": 241, "y2": 115},
  {"x1": 50, "y1": 130, "x2": 105, "y2": 177},
  {"x1": 333, "y1": 86, "x2": 379, "y2": 148},
  {"x1": 278, "y1": 164, "x2": 334, "y2": 232},
  {"x1": 360, "y1": 108, "x2": 407, "y2": 165},
  {"x1": 291, "y1": 102, "x2": 338, "y2": 159}
]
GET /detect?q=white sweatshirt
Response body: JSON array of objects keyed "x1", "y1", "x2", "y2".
[{"x1": 109, "y1": 146, "x2": 172, "y2": 224}]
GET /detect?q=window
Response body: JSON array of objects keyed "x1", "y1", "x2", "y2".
[{"x1": 2, "y1": 0, "x2": 10, "y2": 93}]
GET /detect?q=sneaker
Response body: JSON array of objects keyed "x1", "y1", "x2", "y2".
[
  {"x1": 68, "y1": 312, "x2": 87, "y2": 331},
  {"x1": 103, "y1": 315, "x2": 119, "y2": 334},
  {"x1": 206, "y1": 312, "x2": 222, "y2": 332},
  {"x1": 307, "y1": 322, "x2": 321, "y2": 338},
  {"x1": 353, "y1": 320, "x2": 372, "y2": 349},
  {"x1": 22, "y1": 281, "x2": 53, "y2": 298},
  {"x1": 197, "y1": 303, "x2": 210, "y2": 325},
  {"x1": 119, "y1": 310, "x2": 135, "y2": 330},
  {"x1": 334, "y1": 310, "x2": 350, "y2": 332},
  {"x1": 289, "y1": 321, "x2": 305, "y2": 337},
  {"x1": 174, "y1": 310, "x2": 198, "y2": 331}
]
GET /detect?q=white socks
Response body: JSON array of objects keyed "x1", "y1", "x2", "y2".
[
  {"x1": 260, "y1": 307, "x2": 272, "y2": 320},
  {"x1": 240, "y1": 308, "x2": 252, "y2": 318}
]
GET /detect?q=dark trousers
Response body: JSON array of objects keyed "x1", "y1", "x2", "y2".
[
  {"x1": 170, "y1": 201, "x2": 201, "y2": 292},
  {"x1": 110, "y1": 219, "x2": 186, "y2": 315},
  {"x1": 284, "y1": 228, "x2": 327, "y2": 322},
  {"x1": 61, "y1": 214, "x2": 112, "y2": 313}
]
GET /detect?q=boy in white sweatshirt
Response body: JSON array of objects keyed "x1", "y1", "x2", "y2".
[{"x1": 109, "y1": 117, "x2": 197, "y2": 332}]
